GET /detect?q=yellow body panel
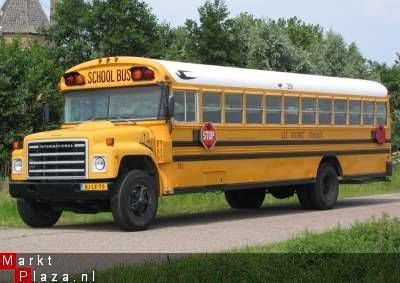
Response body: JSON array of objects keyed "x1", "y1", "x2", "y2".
[{"x1": 11, "y1": 57, "x2": 392, "y2": 197}]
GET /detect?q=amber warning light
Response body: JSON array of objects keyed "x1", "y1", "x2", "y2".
[
  {"x1": 64, "y1": 72, "x2": 86, "y2": 86},
  {"x1": 130, "y1": 67, "x2": 155, "y2": 81}
]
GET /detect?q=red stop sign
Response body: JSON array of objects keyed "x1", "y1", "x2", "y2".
[
  {"x1": 375, "y1": 125, "x2": 386, "y2": 145},
  {"x1": 200, "y1": 122, "x2": 217, "y2": 150}
]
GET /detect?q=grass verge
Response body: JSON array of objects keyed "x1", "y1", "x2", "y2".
[
  {"x1": 1, "y1": 168, "x2": 399, "y2": 228},
  {"x1": 93, "y1": 217, "x2": 400, "y2": 283}
]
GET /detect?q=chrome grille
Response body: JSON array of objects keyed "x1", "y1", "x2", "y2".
[{"x1": 28, "y1": 140, "x2": 87, "y2": 180}]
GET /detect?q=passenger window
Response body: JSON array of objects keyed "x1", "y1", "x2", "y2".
[
  {"x1": 334, "y1": 100, "x2": 347, "y2": 125},
  {"x1": 246, "y1": 95, "x2": 263, "y2": 124},
  {"x1": 363, "y1": 101, "x2": 374, "y2": 125},
  {"x1": 318, "y1": 99, "x2": 332, "y2": 125},
  {"x1": 266, "y1": 96, "x2": 282, "y2": 124},
  {"x1": 173, "y1": 91, "x2": 198, "y2": 122},
  {"x1": 285, "y1": 97, "x2": 299, "y2": 124},
  {"x1": 302, "y1": 98, "x2": 316, "y2": 125},
  {"x1": 203, "y1": 92, "x2": 221, "y2": 123},
  {"x1": 376, "y1": 102, "x2": 387, "y2": 125},
  {"x1": 349, "y1": 101, "x2": 361, "y2": 125},
  {"x1": 225, "y1": 94, "x2": 242, "y2": 123}
]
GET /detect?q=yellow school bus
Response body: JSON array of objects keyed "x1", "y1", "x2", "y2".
[{"x1": 10, "y1": 57, "x2": 392, "y2": 231}]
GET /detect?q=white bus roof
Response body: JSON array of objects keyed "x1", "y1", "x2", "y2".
[{"x1": 156, "y1": 59, "x2": 388, "y2": 97}]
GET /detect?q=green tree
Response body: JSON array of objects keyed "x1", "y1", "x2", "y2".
[
  {"x1": 275, "y1": 17, "x2": 323, "y2": 51},
  {"x1": 379, "y1": 62, "x2": 400, "y2": 147},
  {"x1": 46, "y1": 0, "x2": 92, "y2": 68},
  {"x1": 246, "y1": 19, "x2": 312, "y2": 73},
  {"x1": 47, "y1": 0, "x2": 167, "y2": 69},
  {"x1": 0, "y1": 39, "x2": 62, "y2": 177},
  {"x1": 163, "y1": 26, "x2": 196, "y2": 62},
  {"x1": 185, "y1": 0, "x2": 236, "y2": 65},
  {"x1": 90, "y1": 0, "x2": 162, "y2": 57}
]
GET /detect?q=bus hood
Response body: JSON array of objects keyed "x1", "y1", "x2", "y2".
[{"x1": 23, "y1": 121, "x2": 155, "y2": 148}]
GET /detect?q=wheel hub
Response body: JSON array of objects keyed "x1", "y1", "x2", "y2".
[{"x1": 129, "y1": 184, "x2": 149, "y2": 216}]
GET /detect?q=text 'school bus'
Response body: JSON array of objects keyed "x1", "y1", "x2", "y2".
[{"x1": 10, "y1": 57, "x2": 392, "y2": 231}]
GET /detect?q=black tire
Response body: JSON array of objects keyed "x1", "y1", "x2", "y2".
[
  {"x1": 111, "y1": 170, "x2": 158, "y2": 231},
  {"x1": 309, "y1": 163, "x2": 339, "y2": 210},
  {"x1": 296, "y1": 185, "x2": 314, "y2": 210},
  {"x1": 17, "y1": 199, "x2": 62, "y2": 228},
  {"x1": 270, "y1": 187, "x2": 295, "y2": 199},
  {"x1": 225, "y1": 189, "x2": 266, "y2": 209}
]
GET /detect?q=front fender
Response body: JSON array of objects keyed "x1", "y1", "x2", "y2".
[{"x1": 111, "y1": 143, "x2": 167, "y2": 193}]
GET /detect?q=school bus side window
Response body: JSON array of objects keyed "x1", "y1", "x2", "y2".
[
  {"x1": 225, "y1": 94, "x2": 242, "y2": 123},
  {"x1": 363, "y1": 101, "x2": 374, "y2": 125},
  {"x1": 203, "y1": 92, "x2": 222, "y2": 123},
  {"x1": 302, "y1": 98, "x2": 316, "y2": 125},
  {"x1": 376, "y1": 102, "x2": 387, "y2": 125},
  {"x1": 318, "y1": 99, "x2": 332, "y2": 125},
  {"x1": 266, "y1": 96, "x2": 282, "y2": 124},
  {"x1": 173, "y1": 91, "x2": 198, "y2": 122},
  {"x1": 334, "y1": 100, "x2": 347, "y2": 125},
  {"x1": 285, "y1": 97, "x2": 299, "y2": 124},
  {"x1": 246, "y1": 95, "x2": 263, "y2": 124},
  {"x1": 349, "y1": 101, "x2": 361, "y2": 125}
]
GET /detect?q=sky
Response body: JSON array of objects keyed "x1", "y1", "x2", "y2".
[{"x1": 1, "y1": 0, "x2": 399, "y2": 65}]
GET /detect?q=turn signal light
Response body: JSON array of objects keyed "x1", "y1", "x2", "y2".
[
  {"x1": 64, "y1": 72, "x2": 86, "y2": 86},
  {"x1": 12, "y1": 141, "x2": 22, "y2": 150},
  {"x1": 130, "y1": 67, "x2": 155, "y2": 81},
  {"x1": 106, "y1": 137, "x2": 115, "y2": 146}
]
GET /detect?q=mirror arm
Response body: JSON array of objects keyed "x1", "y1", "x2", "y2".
[{"x1": 42, "y1": 102, "x2": 49, "y2": 130}]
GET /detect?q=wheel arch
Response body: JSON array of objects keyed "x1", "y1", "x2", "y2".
[
  {"x1": 118, "y1": 155, "x2": 161, "y2": 196},
  {"x1": 318, "y1": 155, "x2": 343, "y2": 177}
]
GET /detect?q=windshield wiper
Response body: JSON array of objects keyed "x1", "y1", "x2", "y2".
[
  {"x1": 92, "y1": 117, "x2": 109, "y2": 121},
  {"x1": 110, "y1": 116, "x2": 137, "y2": 124}
]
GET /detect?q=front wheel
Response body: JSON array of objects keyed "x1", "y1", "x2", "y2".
[
  {"x1": 111, "y1": 170, "x2": 158, "y2": 231},
  {"x1": 17, "y1": 199, "x2": 62, "y2": 228},
  {"x1": 225, "y1": 189, "x2": 266, "y2": 209}
]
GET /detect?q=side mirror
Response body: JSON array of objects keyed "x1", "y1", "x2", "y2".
[
  {"x1": 42, "y1": 103, "x2": 49, "y2": 127},
  {"x1": 168, "y1": 96, "x2": 175, "y2": 118}
]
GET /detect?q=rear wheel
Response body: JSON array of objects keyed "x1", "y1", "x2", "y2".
[
  {"x1": 17, "y1": 199, "x2": 62, "y2": 228},
  {"x1": 225, "y1": 189, "x2": 266, "y2": 209},
  {"x1": 309, "y1": 163, "x2": 339, "y2": 210},
  {"x1": 111, "y1": 170, "x2": 158, "y2": 231}
]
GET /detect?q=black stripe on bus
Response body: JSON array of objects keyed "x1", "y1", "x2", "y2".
[
  {"x1": 174, "y1": 178, "x2": 315, "y2": 194},
  {"x1": 173, "y1": 139, "x2": 391, "y2": 147},
  {"x1": 173, "y1": 173, "x2": 387, "y2": 194},
  {"x1": 173, "y1": 148, "x2": 390, "y2": 162}
]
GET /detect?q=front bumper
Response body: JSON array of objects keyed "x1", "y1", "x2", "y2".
[{"x1": 9, "y1": 181, "x2": 114, "y2": 201}]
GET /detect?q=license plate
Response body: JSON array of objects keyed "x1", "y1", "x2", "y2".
[{"x1": 82, "y1": 183, "x2": 108, "y2": 192}]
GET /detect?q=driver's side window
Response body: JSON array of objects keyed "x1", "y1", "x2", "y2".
[{"x1": 173, "y1": 90, "x2": 198, "y2": 122}]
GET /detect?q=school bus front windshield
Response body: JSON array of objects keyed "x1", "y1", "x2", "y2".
[{"x1": 64, "y1": 86, "x2": 165, "y2": 123}]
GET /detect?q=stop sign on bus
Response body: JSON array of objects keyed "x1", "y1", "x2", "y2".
[{"x1": 200, "y1": 122, "x2": 217, "y2": 150}]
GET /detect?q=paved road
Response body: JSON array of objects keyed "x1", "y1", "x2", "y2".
[{"x1": 1, "y1": 194, "x2": 400, "y2": 253}]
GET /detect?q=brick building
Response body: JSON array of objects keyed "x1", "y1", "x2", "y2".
[{"x1": 0, "y1": 0, "x2": 50, "y2": 46}]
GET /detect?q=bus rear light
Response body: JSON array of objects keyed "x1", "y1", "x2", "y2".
[
  {"x1": 130, "y1": 67, "x2": 155, "y2": 81},
  {"x1": 64, "y1": 72, "x2": 86, "y2": 86}
]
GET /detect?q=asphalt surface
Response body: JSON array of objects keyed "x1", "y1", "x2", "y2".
[{"x1": 1, "y1": 194, "x2": 400, "y2": 254}]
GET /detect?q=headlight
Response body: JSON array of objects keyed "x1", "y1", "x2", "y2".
[
  {"x1": 12, "y1": 158, "x2": 23, "y2": 174},
  {"x1": 93, "y1": 156, "x2": 106, "y2": 172}
]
